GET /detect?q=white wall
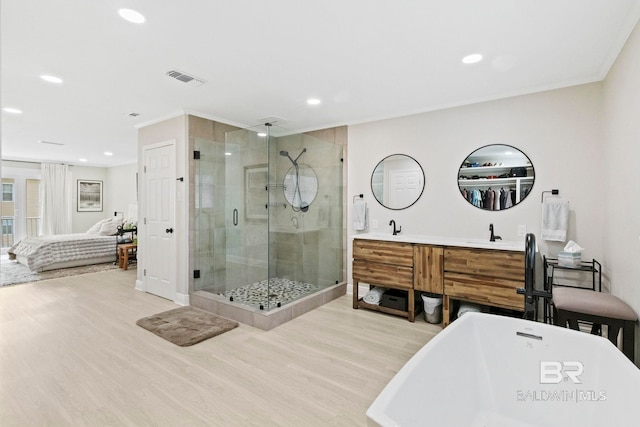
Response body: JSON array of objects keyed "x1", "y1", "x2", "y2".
[
  {"x1": 105, "y1": 163, "x2": 138, "y2": 222},
  {"x1": 348, "y1": 83, "x2": 604, "y2": 271},
  {"x1": 602, "y1": 19, "x2": 640, "y2": 362}
]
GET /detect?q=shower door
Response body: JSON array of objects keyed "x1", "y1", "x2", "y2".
[{"x1": 194, "y1": 129, "x2": 269, "y2": 297}]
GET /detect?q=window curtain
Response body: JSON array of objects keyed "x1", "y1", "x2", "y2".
[{"x1": 40, "y1": 163, "x2": 72, "y2": 235}]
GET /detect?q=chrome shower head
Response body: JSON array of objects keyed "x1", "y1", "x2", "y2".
[{"x1": 280, "y1": 150, "x2": 298, "y2": 165}]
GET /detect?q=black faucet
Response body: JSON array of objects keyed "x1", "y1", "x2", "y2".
[
  {"x1": 389, "y1": 220, "x2": 402, "y2": 236},
  {"x1": 489, "y1": 223, "x2": 502, "y2": 242}
]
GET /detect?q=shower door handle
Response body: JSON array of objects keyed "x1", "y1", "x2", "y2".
[{"x1": 233, "y1": 209, "x2": 238, "y2": 226}]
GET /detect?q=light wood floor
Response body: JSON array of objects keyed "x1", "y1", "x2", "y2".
[{"x1": 0, "y1": 270, "x2": 441, "y2": 426}]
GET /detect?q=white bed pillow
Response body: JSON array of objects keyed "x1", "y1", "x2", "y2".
[
  {"x1": 87, "y1": 218, "x2": 111, "y2": 234},
  {"x1": 97, "y1": 217, "x2": 124, "y2": 236}
]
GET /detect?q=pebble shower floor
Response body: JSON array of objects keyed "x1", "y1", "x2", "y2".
[{"x1": 224, "y1": 278, "x2": 320, "y2": 310}]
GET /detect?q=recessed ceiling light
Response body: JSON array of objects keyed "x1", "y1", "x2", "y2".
[
  {"x1": 118, "y1": 8, "x2": 146, "y2": 24},
  {"x1": 257, "y1": 132, "x2": 267, "y2": 137},
  {"x1": 40, "y1": 74, "x2": 63, "y2": 84},
  {"x1": 307, "y1": 98, "x2": 321, "y2": 105},
  {"x1": 3, "y1": 107, "x2": 22, "y2": 114},
  {"x1": 462, "y1": 53, "x2": 483, "y2": 64},
  {"x1": 224, "y1": 152, "x2": 232, "y2": 156},
  {"x1": 104, "y1": 151, "x2": 113, "y2": 156},
  {"x1": 79, "y1": 158, "x2": 88, "y2": 162}
]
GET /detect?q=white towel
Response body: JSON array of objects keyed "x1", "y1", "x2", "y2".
[
  {"x1": 353, "y1": 199, "x2": 367, "y2": 231},
  {"x1": 363, "y1": 287, "x2": 387, "y2": 305},
  {"x1": 541, "y1": 197, "x2": 569, "y2": 242}
]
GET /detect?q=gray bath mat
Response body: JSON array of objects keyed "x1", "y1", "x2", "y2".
[{"x1": 136, "y1": 306, "x2": 238, "y2": 346}]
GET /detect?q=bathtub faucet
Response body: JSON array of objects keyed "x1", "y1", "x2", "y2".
[
  {"x1": 389, "y1": 220, "x2": 402, "y2": 236},
  {"x1": 489, "y1": 223, "x2": 501, "y2": 242}
]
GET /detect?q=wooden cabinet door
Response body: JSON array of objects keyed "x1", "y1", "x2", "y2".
[{"x1": 413, "y1": 245, "x2": 444, "y2": 293}]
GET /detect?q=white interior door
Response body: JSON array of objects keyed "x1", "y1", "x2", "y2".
[
  {"x1": 388, "y1": 169, "x2": 422, "y2": 208},
  {"x1": 143, "y1": 142, "x2": 176, "y2": 300}
]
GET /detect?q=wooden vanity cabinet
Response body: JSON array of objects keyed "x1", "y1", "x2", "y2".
[
  {"x1": 353, "y1": 238, "x2": 525, "y2": 325},
  {"x1": 443, "y1": 247, "x2": 525, "y2": 326}
]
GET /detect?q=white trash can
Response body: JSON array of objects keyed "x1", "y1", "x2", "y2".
[{"x1": 421, "y1": 293, "x2": 443, "y2": 324}]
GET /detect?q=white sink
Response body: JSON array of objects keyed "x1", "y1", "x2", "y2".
[
  {"x1": 364, "y1": 232, "x2": 404, "y2": 240},
  {"x1": 353, "y1": 233, "x2": 524, "y2": 251}
]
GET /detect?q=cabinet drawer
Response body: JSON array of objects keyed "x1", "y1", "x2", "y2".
[
  {"x1": 444, "y1": 272, "x2": 524, "y2": 310},
  {"x1": 353, "y1": 239, "x2": 413, "y2": 267},
  {"x1": 444, "y1": 248, "x2": 524, "y2": 281},
  {"x1": 353, "y1": 260, "x2": 413, "y2": 289}
]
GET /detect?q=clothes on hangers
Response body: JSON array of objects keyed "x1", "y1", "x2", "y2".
[{"x1": 461, "y1": 186, "x2": 519, "y2": 210}]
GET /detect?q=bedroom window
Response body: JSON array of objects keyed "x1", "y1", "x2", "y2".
[
  {"x1": 1, "y1": 217, "x2": 14, "y2": 247},
  {"x1": 2, "y1": 183, "x2": 13, "y2": 202}
]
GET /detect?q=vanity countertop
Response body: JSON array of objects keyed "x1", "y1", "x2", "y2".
[{"x1": 352, "y1": 232, "x2": 525, "y2": 252}]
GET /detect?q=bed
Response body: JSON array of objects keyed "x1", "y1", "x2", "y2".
[{"x1": 7, "y1": 217, "x2": 122, "y2": 272}]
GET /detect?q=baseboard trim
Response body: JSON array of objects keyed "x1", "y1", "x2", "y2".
[
  {"x1": 135, "y1": 279, "x2": 145, "y2": 292},
  {"x1": 174, "y1": 292, "x2": 189, "y2": 306}
]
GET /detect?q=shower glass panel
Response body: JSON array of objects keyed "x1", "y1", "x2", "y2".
[{"x1": 194, "y1": 125, "x2": 343, "y2": 312}]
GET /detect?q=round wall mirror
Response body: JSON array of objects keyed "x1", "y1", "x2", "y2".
[
  {"x1": 458, "y1": 144, "x2": 534, "y2": 210},
  {"x1": 371, "y1": 154, "x2": 425, "y2": 210},
  {"x1": 283, "y1": 163, "x2": 318, "y2": 212}
]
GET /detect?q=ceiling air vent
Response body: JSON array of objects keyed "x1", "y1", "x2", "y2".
[{"x1": 166, "y1": 69, "x2": 206, "y2": 87}]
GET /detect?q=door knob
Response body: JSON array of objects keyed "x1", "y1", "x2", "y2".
[{"x1": 165, "y1": 228, "x2": 174, "y2": 233}]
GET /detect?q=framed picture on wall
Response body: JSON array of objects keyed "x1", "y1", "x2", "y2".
[{"x1": 77, "y1": 180, "x2": 103, "y2": 212}]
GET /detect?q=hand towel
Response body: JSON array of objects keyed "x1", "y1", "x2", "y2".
[
  {"x1": 363, "y1": 287, "x2": 387, "y2": 305},
  {"x1": 353, "y1": 199, "x2": 367, "y2": 231},
  {"x1": 541, "y1": 197, "x2": 569, "y2": 242}
]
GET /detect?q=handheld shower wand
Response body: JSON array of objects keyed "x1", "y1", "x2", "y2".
[
  {"x1": 279, "y1": 148, "x2": 309, "y2": 212},
  {"x1": 292, "y1": 148, "x2": 307, "y2": 164}
]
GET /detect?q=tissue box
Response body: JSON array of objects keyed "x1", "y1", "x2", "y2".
[{"x1": 558, "y1": 251, "x2": 582, "y2": 267}]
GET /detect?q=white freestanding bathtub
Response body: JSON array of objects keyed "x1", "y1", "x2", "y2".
[{"x1": 367, "y1": 312, "x2": 640, "y2": 427}]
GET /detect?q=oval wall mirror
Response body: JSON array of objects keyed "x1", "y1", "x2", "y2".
[
  {"x1": 458, "y1": 144, "x2": 534, "y2": 210},
  {"x1": 283, "y1": 163, "x2": 318, "y2": 212},
  {"x1": 371, "y1": 154, "x2": 425, "y2": 210}
]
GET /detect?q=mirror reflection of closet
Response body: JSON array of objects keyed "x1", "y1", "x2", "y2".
[
  {"x1": 371, "y1": 154, "x2": 425, "y2": 210},
  {"x1": 458, "y1": 144, "x2": 534, "y2": 210}
]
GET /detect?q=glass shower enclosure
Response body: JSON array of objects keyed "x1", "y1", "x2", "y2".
[{"x1": 194, "y1": 125, "x2": 343, "y2": 312}]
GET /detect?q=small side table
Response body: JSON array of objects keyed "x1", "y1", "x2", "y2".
[{"x1": 118, "y1": 243, "x2": 137, "y2": 270}]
